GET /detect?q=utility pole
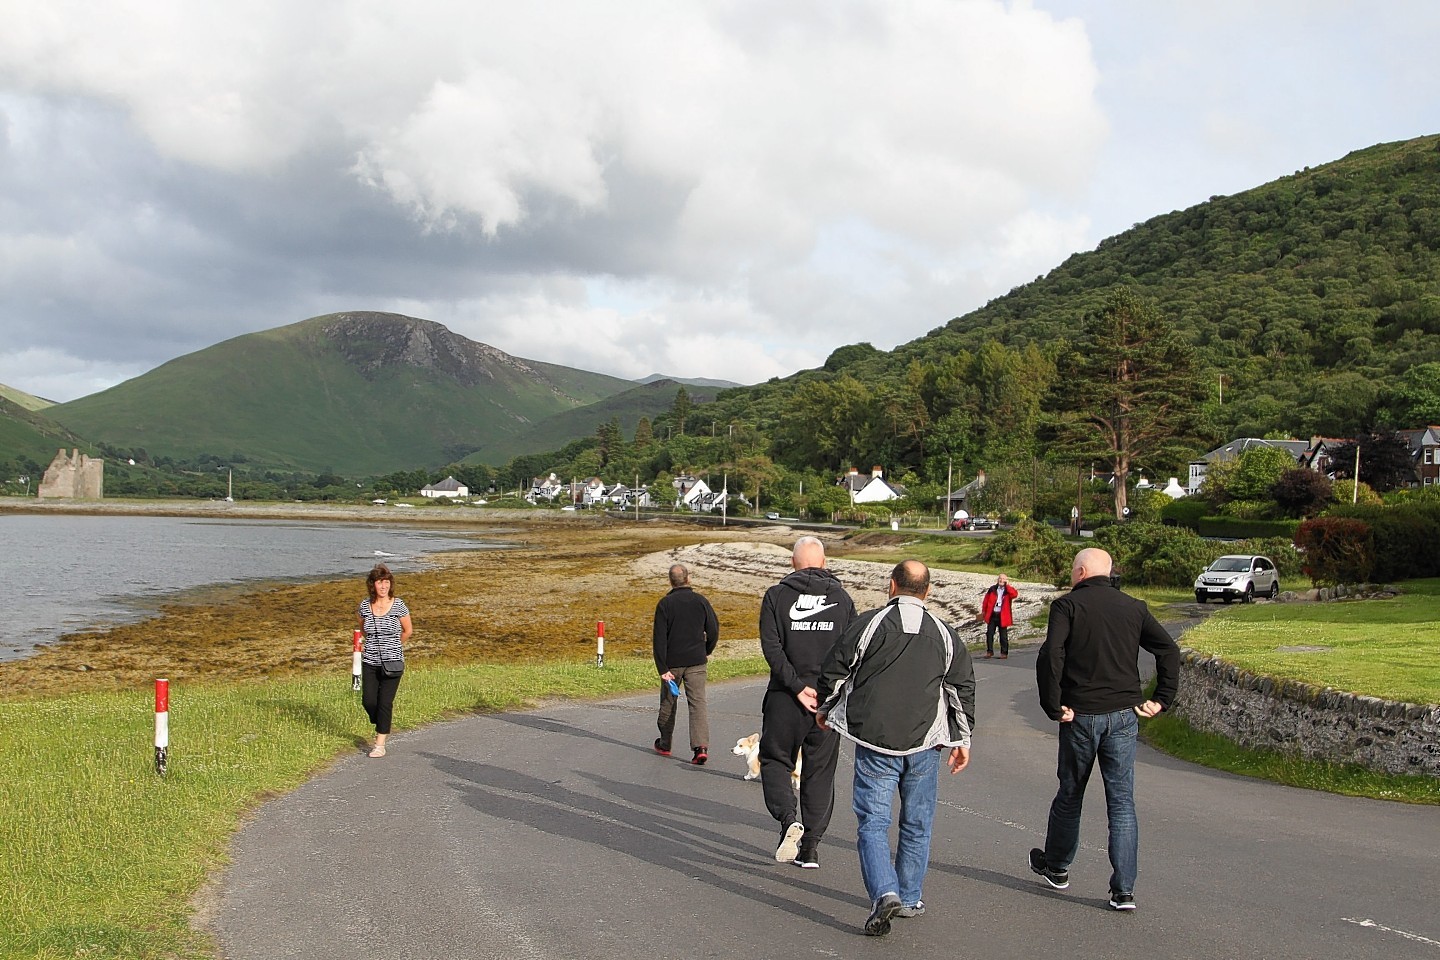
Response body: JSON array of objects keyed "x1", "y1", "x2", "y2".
[
  {"x1": 1353, "y1": 443, "x2": 1361, "y2": 504},
  {"x1": 946, "y1": 457, "x2": 953, "y2": 523}
]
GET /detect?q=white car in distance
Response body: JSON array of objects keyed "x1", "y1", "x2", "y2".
[{"x1": 1194, "y1": 555, "x2": 1279, "y2": 604}]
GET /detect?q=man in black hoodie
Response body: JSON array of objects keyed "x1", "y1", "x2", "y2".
[{"x1": 759, "y1": 536, "x2": 856, "y2": 868}]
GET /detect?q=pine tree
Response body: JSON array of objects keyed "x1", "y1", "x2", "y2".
[{"x1": 1047, "y1": 288, "x2": 1208, "y2": 519}]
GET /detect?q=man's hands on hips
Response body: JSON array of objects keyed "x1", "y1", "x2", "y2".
[{"x1": 947, "y1": 746, "x2": 970, "y2": 774}]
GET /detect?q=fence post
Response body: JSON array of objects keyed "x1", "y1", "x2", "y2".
[
  {"x1": 154, "y1": 679, "x2": 169, "y2": 776},
  {"x1": 596, "y1": 621, "x2": 605, "y2": 668}
]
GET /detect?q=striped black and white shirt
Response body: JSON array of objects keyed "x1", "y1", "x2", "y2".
[{"x1": 359, "y1": 597, "x2": 410, "y2": 665}]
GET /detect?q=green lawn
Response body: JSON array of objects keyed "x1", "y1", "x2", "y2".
[
  {"x1": 0, "y1": 655, "x2": 767, "y2": 960},
  {"x1": 1181, "y1": 578, "x2": 1440, "y2": 705}
]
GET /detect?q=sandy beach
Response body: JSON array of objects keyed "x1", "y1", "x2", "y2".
[{"x1": 0, "y1": 499, "x2": 1056, "y2": 698}]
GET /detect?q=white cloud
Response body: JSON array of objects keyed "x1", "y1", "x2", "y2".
[{"x1": 4, "y1": 0, "x2": 1439, "y2": 410}]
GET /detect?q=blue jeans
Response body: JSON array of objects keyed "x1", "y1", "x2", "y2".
[
  {"x1": 1044, "y1": 708, "x2": 1139, "y2": 894},
  {"x1": 852, "y1": 745, "x2": 941, "y2": 906}
]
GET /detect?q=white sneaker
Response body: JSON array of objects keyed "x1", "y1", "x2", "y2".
[{"x1": 775, "y1": 822, "x2": 804, "y2": 862}]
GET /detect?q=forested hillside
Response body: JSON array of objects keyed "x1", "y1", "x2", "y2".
[{"x1": 492, "y1": 134, "x2": 1440, "y2": 517}]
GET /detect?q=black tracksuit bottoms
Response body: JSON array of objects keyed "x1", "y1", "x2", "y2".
[{"x1": 760, "y1": 689, "x2": 840, "y2": 842}]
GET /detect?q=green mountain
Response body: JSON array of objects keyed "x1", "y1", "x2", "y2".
[
  {"x1": 0, "y1": 383, "x2": 54, "y2": 411},
  {"x1": 44, "y1": 312, "x2": 637, "y2": 475},
  {"x1": 466, "y1": 378, "x2": 718, "y2": 466},
  {"x1": 0, "y1": 395, "x2": 89, "y2": 471}
]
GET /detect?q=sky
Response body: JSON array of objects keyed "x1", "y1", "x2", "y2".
[{"x1": 1, "y1": 1, "x2": 1438, "y2": 404}]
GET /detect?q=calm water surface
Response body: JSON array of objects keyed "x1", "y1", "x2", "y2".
[{"x1": 0, "y1": 514, "x2": 505, "y2": 660}]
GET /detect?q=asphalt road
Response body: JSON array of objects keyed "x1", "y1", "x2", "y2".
[{"x1": 211, "y1": 649, "x2": 1440, "y2": 960}]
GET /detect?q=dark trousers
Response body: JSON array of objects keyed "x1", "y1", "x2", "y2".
[
  {"x1": 657, "y1": 662, "x2": 709, "y2": 750},
  {"x1": 986, "y1": 614, "x2": 1009, "y2": 655},
  {"x1": 361, "y1": 663, "x2": 402, "y2": 734},
  {"x1": 760, "y1": 689, "x2": 840, "y2": 842}
]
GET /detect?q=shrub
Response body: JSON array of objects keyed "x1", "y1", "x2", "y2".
[
  {"x1": 1160, "y1": 497, "x2": 1207, "y2": 531},
  {"x1": 1234, "y1": 537, "x2": 1306, "y2": 580},
  {"x1": 1294, "y1": 517, "x2": 1376, "y2": 585},
  {"x1": 1326, "y1": 502, "x2": 1440, "y2": 581},
  {"x1": 1218, "y1": 499, "x2": 1273, "y2": 520},
  {"x1": 1272, "y1": 468, "x2": 1333, "y2": 518},
  {"x1": 1094, "y1": 522, "x2": 1213, "y2": 588},
  {"x1": 1330, "y1": 478, "x2": 1382, "y2": 506},
  {"x1": 980, "y1": 519, "x2": 1072, "y2": 586}
]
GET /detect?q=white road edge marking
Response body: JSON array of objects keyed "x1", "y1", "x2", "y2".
[{"x1": 1343, "y1": 917, "x2": 1440, "y2": 948}]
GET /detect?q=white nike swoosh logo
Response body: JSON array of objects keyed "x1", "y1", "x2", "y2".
[{"x1": 790, "y1": 600, "x2": 839, "y2": 620}]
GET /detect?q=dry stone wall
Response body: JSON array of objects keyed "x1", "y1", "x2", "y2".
[{"x1": 1172, "y1": 650, "x2": 1440, "y2": 778}]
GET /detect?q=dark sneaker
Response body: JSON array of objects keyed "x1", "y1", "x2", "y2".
[
  {"x1": 775, "y1": 821, "x2": 804, "y2": 862},
  {"x1": 1028, "y1": 848, "x2": 1070, "y2": 890},
  {"x1": 1109, "y1": 892, "x2": 1136, "y2": 911},
  {"x1": 691, "y1": 746, "x2": 708, "y2": 765},
  {"x1": 896, "y1": 900, "x2": 925, "y2": 918},
  {"x1": 864, "y1": 893, "x2": 903, "y2": 936},
  {"x1": 653, "y1": 738, "x2": 671, "y2": 757},
  {"x1": 791, "y1": 841, "x2": 819, "y2": 869}
]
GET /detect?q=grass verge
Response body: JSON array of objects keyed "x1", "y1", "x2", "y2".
[
  {"x1": 0, "y1": 654, "x2": 767, "y2": 960},
  {"x1": 1181, "y1": 578, "x2": 1440, "y2": 705},
  {"x1": 1142, "y1": 710, "x2": 1440, "y2": 805}
]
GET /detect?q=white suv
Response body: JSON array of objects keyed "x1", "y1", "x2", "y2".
[{"x1": 1194, "y1": 555, "x2": 1279, "y2": 604}]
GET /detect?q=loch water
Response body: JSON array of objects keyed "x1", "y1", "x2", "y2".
[{"x1": 0, "y1": 514, "x2": 502, "y2": 661}]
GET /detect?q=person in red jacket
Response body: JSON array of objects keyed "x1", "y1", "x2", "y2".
[{"x1": 980, "y1": 573, "x2": 1018, "y2": 659}]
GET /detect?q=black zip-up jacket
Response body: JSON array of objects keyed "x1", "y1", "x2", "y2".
[
  {"x1": 1037, "y1": 575, "x2": 1181, "y2": 721},
  {"x1": 759, "y1": 567, "x2": 857, "y2": 694},
  {"x1": 652, "y1": 585, "x2": 719, "y2": 673}
]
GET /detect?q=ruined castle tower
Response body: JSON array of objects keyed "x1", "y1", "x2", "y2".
[{"x1": 37, "y1": 448, "x2": 104, "y2": 499}]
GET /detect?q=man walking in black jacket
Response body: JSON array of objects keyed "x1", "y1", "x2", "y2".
[
  {"x1": 759, "y1": 536, "x2": 856, "y2": 868},
  {"x1": 1030, "y1": 547, "x2": 1181, "y2": 911},
  {"x1": 652, "y1": 564, "x2": 720, "y2": 764}
]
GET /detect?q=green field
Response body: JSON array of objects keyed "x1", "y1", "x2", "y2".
[
  {"x1": 0, "y1": 655, "x2": 767, "y2": 960},
  {"x1": 1180, "y1": 579, "x2": 1440, "y2": 705}
]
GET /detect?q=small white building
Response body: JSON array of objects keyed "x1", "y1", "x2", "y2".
[
  {"x1": 839, "y1": 466, "x2": 905, "y2": 504},
  {"x1": 527, "y1": 473, "x2": 564, "y2": 503},
  {"x1": 420, "y1": 476, "x2": 469, "y2": 498}
]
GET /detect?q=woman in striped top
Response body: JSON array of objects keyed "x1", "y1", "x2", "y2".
[{"x1": 357, "y1": 563, "x2": 413, "y2": 758}]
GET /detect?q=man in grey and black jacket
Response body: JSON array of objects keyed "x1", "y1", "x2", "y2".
[
  {"x1": 817, "y1": 559, "x2": 975, "y2": 936},
  {"x1": 758, "y1": 536, "x2": 856, "y2": 869}
]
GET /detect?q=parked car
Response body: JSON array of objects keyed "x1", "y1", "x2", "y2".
[
  {"x1": 947, "y1": 516, "x2": 998, "y2": 532},
  {"x1": 1194, "y1": 555, "x2": 1279, "y2": 604}
]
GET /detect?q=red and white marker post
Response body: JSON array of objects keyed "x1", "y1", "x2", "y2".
[
  {"x1": 596, "y1": 621, "x2": 605, "y2": 669},
  {"x1": 352, "y1": 629, "x2": 364, "y2": 691},
  {"x1": 154, "y1": 678, "x2": 169, "y2": 776}
]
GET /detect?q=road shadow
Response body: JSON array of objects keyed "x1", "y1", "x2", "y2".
[{"x1": 420, "y1": 751, "x2": 862, "y2": 934}]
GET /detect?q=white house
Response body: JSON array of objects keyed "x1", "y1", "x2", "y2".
[
  {"x1": 580, "y1": 477, "x2": 607, "y2": 507},
  {"x1": 527, "y1": 473, "x2": 565, "y2": 503},
  {"x1": 839, "y1": 466, "x2": 905, "y2": 504},
  {"x1": 420, "y1": 476, "x2": 469, "y2": 498}
]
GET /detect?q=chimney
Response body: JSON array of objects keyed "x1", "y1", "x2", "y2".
[
  {"x1": 847, "y1": 467, "x2": 859, "y2": 476},
  {"x1": 871, "y1": 465, "x2": 883, "y2": 478}
]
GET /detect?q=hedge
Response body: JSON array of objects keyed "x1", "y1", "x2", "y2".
[{"x1": 1196, "y1": 516, "x2": 1301, "y2": 540}]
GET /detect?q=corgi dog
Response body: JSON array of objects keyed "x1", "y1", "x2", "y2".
[{"x1": 733, "y1": 733, "x2": 802, "y2": 789}]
